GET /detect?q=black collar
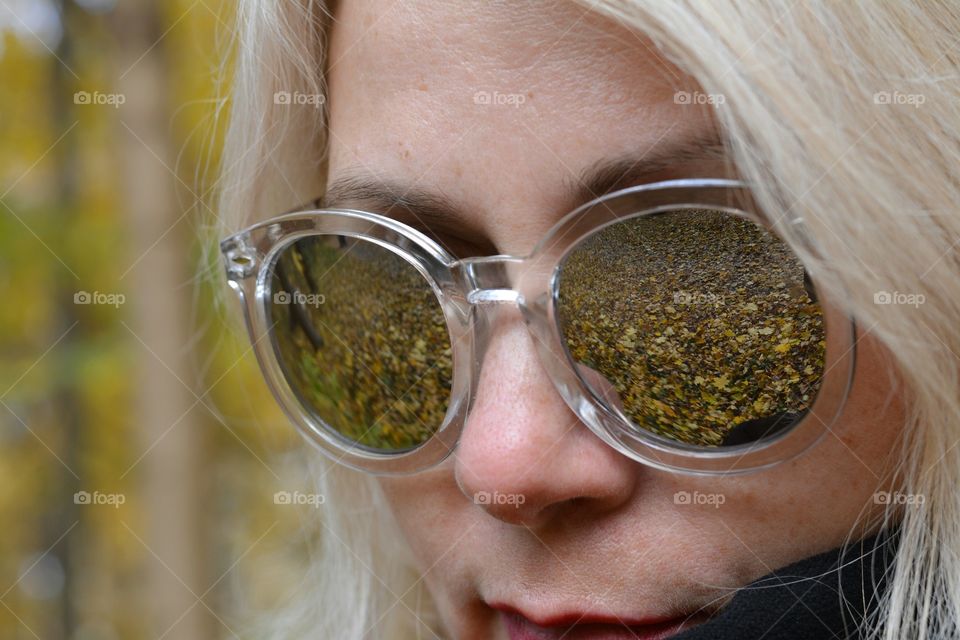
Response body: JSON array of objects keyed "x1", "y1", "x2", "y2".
[{"x1": 672, "y1": 527, "x2": 898, "y2": 640}]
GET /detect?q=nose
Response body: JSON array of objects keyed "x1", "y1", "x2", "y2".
[{"x1": 454, "y1": 305, "x2": 638, "y2": 528}]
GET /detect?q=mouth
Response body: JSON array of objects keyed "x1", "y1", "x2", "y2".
[{"x1": 491, "y1": 603, "x2": 706, "y2": 640}]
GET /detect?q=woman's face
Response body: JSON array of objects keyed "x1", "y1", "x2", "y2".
[{"x1": 323, "y1": 1, "x2": 904, "y2": 638}]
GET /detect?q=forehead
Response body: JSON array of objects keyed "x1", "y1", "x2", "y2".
[{"x1": 324, "y1": 0, "x2": 723, "y2": 247}]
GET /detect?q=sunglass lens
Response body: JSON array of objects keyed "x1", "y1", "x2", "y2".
[
  {"x1": 556, "y1": 209, "x2": 826, "y2": 447},
  {"x1": 268, "y1": 235, "x2": 453, "y2": 453}
]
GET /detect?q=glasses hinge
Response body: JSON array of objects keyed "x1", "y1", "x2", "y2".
[{"x1": 221, "y1": 235, "x2": 259, "y2": 280}]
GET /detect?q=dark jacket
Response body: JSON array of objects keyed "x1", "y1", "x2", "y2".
[{"x1": 673, "y1": 527, "x2": 898, "y2": 640}]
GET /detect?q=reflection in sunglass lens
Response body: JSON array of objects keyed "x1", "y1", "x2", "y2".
[
  {"x1": 269, "y1": 235, "x2": 453, "y2": 453},
  {"x1": 557, "y1": 209, "x2": 826, "y2": 447}
]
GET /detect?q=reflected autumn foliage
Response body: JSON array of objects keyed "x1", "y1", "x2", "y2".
[
  {"x1": 558, "y1": 209, "x2": 825, "y2": 447},
  {"x1": 270, "y1": 236, "x2": 453, "y2": 451}
]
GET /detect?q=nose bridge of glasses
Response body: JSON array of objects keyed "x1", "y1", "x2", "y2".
[{"x1": 452, "y1": 255, "x2": 526, "y2": 306}]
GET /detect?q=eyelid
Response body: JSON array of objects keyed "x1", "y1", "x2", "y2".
[
  {"x1": 344, "y1": 204, "x2": 486, "y2": 258},
  {"x1": 323, "y1": 199, "x2": 480, "y2": 255},
  {"x1": 408, "y1": 225, "x2": 494, "y2": 259}
]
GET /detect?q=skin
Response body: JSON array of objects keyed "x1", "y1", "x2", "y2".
[{"x1": 320, "y1": 1, "x2": 907, "y2": 637}]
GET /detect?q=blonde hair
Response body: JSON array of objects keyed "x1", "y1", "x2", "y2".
[{"x1": 216, "y1": 1, "x2": 960, "y2": 638}]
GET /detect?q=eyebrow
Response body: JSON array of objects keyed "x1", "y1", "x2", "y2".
[{"x1": 320, "y1": 132, "x2": 727, "y2": 237}]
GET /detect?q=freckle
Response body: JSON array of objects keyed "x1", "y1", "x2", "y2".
[
  {"x1": 527, "y1": 91, "x2": 534, "y2": 99},
  {"x1": 402, "y1": 149, "x2": 411, "y2": 159},
  {"x1": 418, "y1": 83, "x2": 429, "y2": 91}
]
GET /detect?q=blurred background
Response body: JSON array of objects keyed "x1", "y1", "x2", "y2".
[{"x1": 0, "y1": 1, "x2": 319, "y2": 638}]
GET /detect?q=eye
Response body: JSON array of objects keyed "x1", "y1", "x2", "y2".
[
  {"x1": 385, "y1": 212, "x2": 495, "y2": 259},
  {"x1": 421, "y1": 230, "x2": 495, "y2": 259}
]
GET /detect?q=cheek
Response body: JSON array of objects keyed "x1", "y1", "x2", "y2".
[
  {"x1": 377, "y1": 469, "x2": 467, "y2": 558},
  {"x1": 822, "y1": 329, "x2": 906, "y2": 484},
  {"x1": 375, "y1": 469, "x2": 500, "y2": 629},
  {"x1": 701, "y1": 331, "x2": 906, "y2": 559}
]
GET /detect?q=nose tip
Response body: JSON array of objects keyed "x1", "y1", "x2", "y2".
[{"x1": 453, "y1": 311, "x2": 637, "y2": 528}]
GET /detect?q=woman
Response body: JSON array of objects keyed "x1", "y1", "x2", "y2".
[{"x1": 216, "y1": 1, "x2": 960, "y2": 638}]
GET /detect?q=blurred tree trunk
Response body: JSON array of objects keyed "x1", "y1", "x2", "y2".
[
  {"x1": 111, "y1": 3, "x2": 211, "y2": 639},
  {"x1": 49, "y1": 2, "x2": 80, "y2": 638}
]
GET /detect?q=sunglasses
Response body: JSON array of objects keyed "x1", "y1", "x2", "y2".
[{"x1": 220, "y1": 178, "x2": 855, "y2": 476}]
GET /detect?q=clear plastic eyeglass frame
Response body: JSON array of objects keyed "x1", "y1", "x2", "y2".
[{"x1": 221, "y1": 178, "x2": 856, "y2": 477}]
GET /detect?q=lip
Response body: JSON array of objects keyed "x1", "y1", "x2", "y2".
[{"x1": 491, "y1": 603, "x2": 701, "y2": 640}]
